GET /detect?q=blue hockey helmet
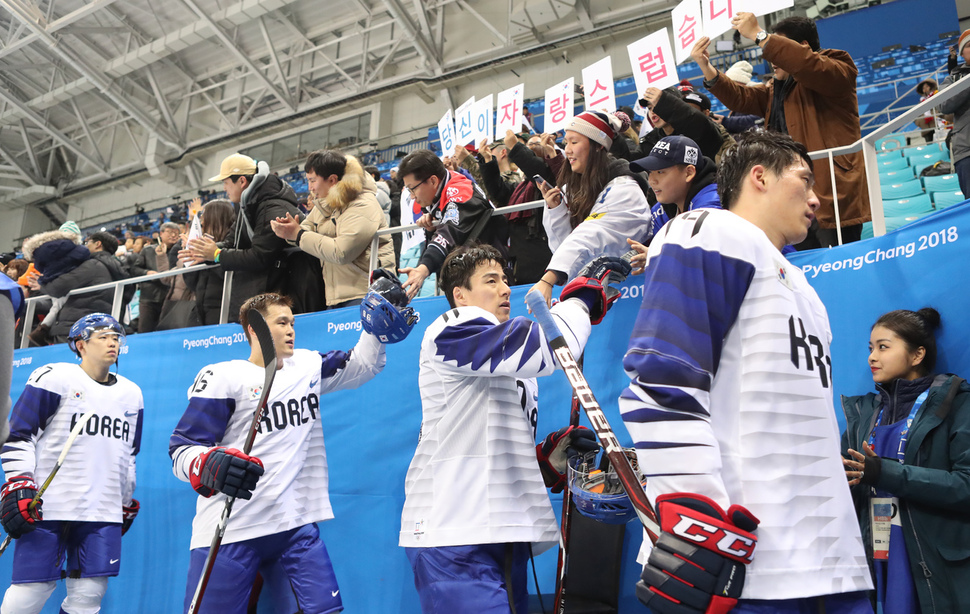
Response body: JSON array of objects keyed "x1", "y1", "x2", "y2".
[
  {"x1": 68, "y1": 312, "x2": 126, "y2": 356},
  {"x1": 360, "y1": 273, "x2": 419, "y2": 344},
  {"x1": 567, "y1": 449, "x2": 643, "y2": 525}
]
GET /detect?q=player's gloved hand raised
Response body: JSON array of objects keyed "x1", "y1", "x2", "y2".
[
  {"x1": 637, "y1": 493, "x2": 759, "y2": 614},
  {"x1": 536, "y1": 426, "x2": 600, "y2": 493},
  {"x1": 190, "y1": 447, "x2": 265, "y2": 500},
  {"x1": 0, "y1": 476, "x2": 42, "y2": 539},
  {"x1": 122, "y1": 499, "x2": 140, "y2": 535},
  {"x1": 560, "y1": 256, "x2": 632, "y2": 325}
]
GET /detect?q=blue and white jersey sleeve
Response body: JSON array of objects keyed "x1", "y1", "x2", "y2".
[
  {"x1": 169, "y1": 363, "x2": 238, "y2": 483},
  {"x1": 316, "y1": 330, "x2": 386, "y2": 395},
  {"x1": 544, "y1": 177, "x2": 652, "y2": 280},
  {"x1": 2, "y1": 364, "x2": 66, "y2": 479},
  {"x1": 427, "y1": 299, "x2": 591, "y2": 379},
  {"x1": 124, "y1": 408, "x2": 143, "y2": 506},
  {"x1": 620, "y1": 209, "x2": 755, "y2": 508}
]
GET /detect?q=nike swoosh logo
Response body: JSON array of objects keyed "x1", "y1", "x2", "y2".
[
  {"x1": 310, "y1": 379, "x2": 320, "y2": 388},
  {"x1": 331, "y1": 590, "x2": 339, "y2": 597},
  {"x1": 124, "y1": 411, "x2": 138, "y2": 417},
  {"x1": 110, "y1": 558, "x2": 120, "y2": 564}
]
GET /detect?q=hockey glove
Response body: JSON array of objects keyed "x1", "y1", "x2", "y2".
[
  {"x1": 190, "y1": 447, "x2": 265, "y2": 500},
  {"x1": 637, "y1": 493, "x2": 759, "y2": 614},
  {"x1": 0, "y1": 476, "x2": 42, "y2": 539},
  {"x1": 536, "y1": 426, "x2": 600, "y2": 493},
  {"x1": 122, "y1": 499, "x2": 140, "y2": 535},
  {"x1": 560, "y1": 256, "x2": 632, "y2": 325}
]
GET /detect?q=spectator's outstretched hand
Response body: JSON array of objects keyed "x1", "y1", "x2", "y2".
[
  {"x1": 626, "y1": 238, "x2": 648, "y2": 275},
  {"x1": 731, "y1": 11, "x2": 761, "y2": 41},
  {"x1": 540, "y1": 133, "x2": 557, "y2": 158},
  {"x1": 415, "y1": 213, "x2": 435, "y2": 231},
  {"x1": 182, "y1": 236, "x2": 218, "y2": 265},
  {"x1": 479, "y1": 138, "x2": 493, "y2": 163},
  {"x1": 400, "y1": 264, "x2": 431, "y2": 301},
  {"x1": 527, "y1": 277, "x2": 555, "y2": 310},
  {"x1": 690, "y1": 37, "x2": 714, "y2": 75},
  {"x1": 271, "y1": 212, "x2": 302, "y2": 241},
  {"x1": 453, "y1": 144, "x2": 470, "y2": 163},
  {"x1": 504, "y1": 129, "x2": 518, "y2": 151}
]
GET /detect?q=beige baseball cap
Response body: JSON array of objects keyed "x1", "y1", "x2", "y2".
[{"x1": 209, "y1": 153, "x2": 257, "y2": 182}]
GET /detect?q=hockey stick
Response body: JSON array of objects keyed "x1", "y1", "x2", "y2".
[
  {"x1": 553, "y1": 368, "x2": 582, "y2": 614},
  {"x1": 188, "y1": 309, "x2": 277, "y2": 614},
  {"x1": 526, "y1": 290, "x2": 660, "y2": 544},
  {"x1": 0, "y1": 404, "x2": 102, "y2": 557}
]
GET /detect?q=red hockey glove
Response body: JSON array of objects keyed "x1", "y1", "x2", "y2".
[
  {"x1": 560, "y1": 256, "x2": 632, "y2": 325},
  {"x1": 637, "y1": 493, "x2": 759, "y2": 614},
  {"x1": 536, "y1": 426, "x2": 599, "y2": 493},
  {"x1": 0, "y1": 476, "x2": 42, "y2": 539},
  {"x1": 190, "y1": 447, "x2": 265, "y2": 500},
  {"x1": 122, "y1": 499, "x2": 140, "y2": 535}
]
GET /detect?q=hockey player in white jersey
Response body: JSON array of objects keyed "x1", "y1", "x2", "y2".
[
  {"x1": 399, "y1": 244, "x2": 630, "y2": 613},
  {"x1": 624, "y1": 131, "x2": 873, "y2": 614},
  {"x1": 0, "y1": 313, "x2": 143, "y2": 614},
  {"x1": 170, "y1": 288, "x2": 415, "y2": 614}
]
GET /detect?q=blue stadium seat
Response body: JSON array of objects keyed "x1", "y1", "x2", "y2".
[
  {"x1": 906, "y1": 150, "x2": 948, "y2": 167},
  {"x1": 932, "y1": 190, "x2": 967, "y2": 208},
  {"x1": 877, "y1": 158, "x2": 911, "y2": 172},
  {"x1": 907, "y1": 142, "x2": 946, "y2": 155},
  {"x1": 879, "y1": 169, "x2": 915, "y2": 184},
  {"x1": 922, "y1": 174, "x2": 958, "y2": 192},
  {"x1": 881, "y1": 179, "x2": 924, "y2": 200},
  {"x1": 861, "y1": 222, "x2": 874, "y2": 240},
  {"x1": 882, "y1": 194, "x2": 933, "y2": 217},
  {"x1": 876, "y1": 149, "x2": 903, "y2": 160}
]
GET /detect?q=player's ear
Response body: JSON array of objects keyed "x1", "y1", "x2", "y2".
[
  {"x1": 749, "y1": 164, "x2": 769, "y2": 193},
  {"x1": 452, "y1": 285, "x2": 466, "y2": 307}
]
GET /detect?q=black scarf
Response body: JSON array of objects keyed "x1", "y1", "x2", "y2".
[{"x1": 768, "y1": 76, "x2": 797, "y2": 134}]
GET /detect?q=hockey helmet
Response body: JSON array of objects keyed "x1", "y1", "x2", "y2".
[
  {"x1": 68, "y1": 312, "x2": 126, "y2": 356},
  {"x1": 360, "y1": 272, "x2": 419, "y2": 344},
  {"x1": 567, "y1": 448, "x2": 643, "y2": 525}
]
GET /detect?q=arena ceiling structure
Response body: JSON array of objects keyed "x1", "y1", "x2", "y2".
[{"x1": 0, "y1": 0, "x2": 812, "y2": 223}]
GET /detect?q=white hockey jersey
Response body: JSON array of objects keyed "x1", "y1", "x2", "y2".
[
  {"x1": 543, "y1": 175, "x2": 652, "y2": 280},
  {"x1": 399, "y1": 301, "x2": 590, "y2": 551},
  {"x1": 620, "y1": 209, "x2": 872, "y2": 599},
  {"x1": 2, "y1": 363, "x2": 143, "y2": 523},
  {"x1": 170, "y1": 333, "x2": 385, "y2": 550}
]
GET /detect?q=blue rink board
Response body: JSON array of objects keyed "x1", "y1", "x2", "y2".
[{"x1": 5, "y1": 202, "x2": 970, "y2": 612}]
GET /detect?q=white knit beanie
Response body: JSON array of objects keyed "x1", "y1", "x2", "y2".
[
  {"x1": 725, "y1": 60, "x2": 754, "y2": 84},
  {"x1": 565, "y1": 111, "x2": 622, "y2": 149}
]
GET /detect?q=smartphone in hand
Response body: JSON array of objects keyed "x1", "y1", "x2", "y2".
[{"x1": 532, "y1": 174, "x2": 547, "y2": 188}]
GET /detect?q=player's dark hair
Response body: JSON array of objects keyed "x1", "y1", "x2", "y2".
[
  {"x1": 87, "y1": 231, "x2": 119, "y2": 254},
  {"x1": 873, "y1": 307, "x2": 942, "y2": 376},
  {"x1": 305, "y1": 150, "x2": 347, "y2": 180},
  {"x1": 240, "y1": 293, "x2": 293, "y2": 343},
  {"x1": 716, "y1": 131, "x2": 813, "y2": 210},
  {"x1": 201, "y1": 199, "x2": 235, "y2": 243},
  {"x1": 556, "y1": 135, "x2": 612, "y2": 229},
  {"x1": 440, "y1": 244, "x2": 507, "y2": 309},
  {"x1": 398, "y1": 149, "x2": 446, "y2": 184},
  {"x1": 772, "y1": 16, "x2": 820, "y2": 52}
]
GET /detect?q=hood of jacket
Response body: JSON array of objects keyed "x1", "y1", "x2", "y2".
[
  {"x1": 607, "y1": 156, "x2": 650, "y2": 196},
  {"x1": 22, "y1": 229, "x2": 82, "y2": 261},
  {"x1": 242, "y1": 160, "x2": 299, "y2": 212},
  {"x1": 313, "y1": 155, "x2": 378, "y2": 214}
]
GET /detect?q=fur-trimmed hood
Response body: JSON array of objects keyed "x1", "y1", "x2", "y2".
[
  {"x1": 313, "y1": 155, "x2": 378, "y2": 213},
  {"x1": 22, "y1": 229, "x2": 83, "y2": 262}
]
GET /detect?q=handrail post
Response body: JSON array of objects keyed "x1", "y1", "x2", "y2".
[{"x1": 219, "y1": 271, "x2": 234, "y2": 325}]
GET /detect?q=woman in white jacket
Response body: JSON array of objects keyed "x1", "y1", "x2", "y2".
[{"x1": 532, "y1": 110, "x2": 652, "y2": 304}]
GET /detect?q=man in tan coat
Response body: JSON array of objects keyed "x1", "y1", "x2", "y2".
[
  {"x1": 692, "y1": 12, "x2": 870, "y2": 247},
  {"x1": 271, "y1": 151, "x2": 395, "y2": 309}
]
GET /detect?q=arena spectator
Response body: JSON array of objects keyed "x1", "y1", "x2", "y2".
[
  {"x1": 916, "y1": 79, "x2": 949, "y2": 144},
  {"x1": 271, "y1": 151, "x2": 393, "y2": 309},
  {"x1": 939, "y1": 29, "x2": 970, "y2": 198},
  {"x1": 397, "y1": 149, "x2": 510, "y2": 300},
  {"x1": 3, "y1": 259, "x2": 27, "y2": 283},
  {"x1": 693, "y1": 12, "x2": 870, "y2": 246},
  {"x1": 610, "y1": 110, "x2": 642, "y2": 161},
  {"x1": 184, "y1": 200, "x2": 235, "y2": 326},
  {"x1": 388, "y1": 166, "x2": 404, "y2": 265},
  {"x1": 639, "y1": 87, "x2": 733, "y2": 165},
  {"x1": 712, "y1": 61, "x2": 765, "y2": 135},
  {"x1": 842, "y1": 308, "x2": 970, "y2": 613},
  {"x1": 21, "y1": 229, "x2": 113, "y2": 344},
  {"x1": 365, "y1": 164, "x2": 393, "y2": 226},
  {"x1": 453, "y1": 144, "x2": 485, "y2": 187},
  {"x1": 131, "y1": 223, "x2": 180, "y2": 333},
  {"x1": 532, "y1": 110, "x2": 652, "y2": 305},
  {"x1": 183, "y1": 153, "x2": 303, "y2": 319}
]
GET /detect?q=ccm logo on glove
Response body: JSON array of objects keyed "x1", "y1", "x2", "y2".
[{"x1": 669, "y1": 514, "x2": 757, "y2": 563}]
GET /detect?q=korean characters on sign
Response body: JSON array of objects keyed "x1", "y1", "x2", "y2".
[
  {"x1": 582, "y1": 57, "x2": 616, "y2": 113},
  {"x1": 495, "y1": 84, "x2": 524, "y2": 136},
  {"x1": 672, "y1": 0, "x2": 703, "y2": 64},
  {"x1": 471, "y1": 95, "x2": 494, "y2": 145},
  {"x1": 543, "y1": 77, "x2": 575, "y2": 133},
  {"x1": 437, "y1": 109, "x2": 456, "y2": 155},
  {"x1": 627, "y1": 28, "x2": 680, "y2": 96},
  {"x1": 455, "y1": 96, "x2": 476, "y2": 146}
]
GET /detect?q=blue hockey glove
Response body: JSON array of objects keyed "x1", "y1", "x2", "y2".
[
  {"x1": 1, "y1": 476, "x2": 41, "y2": 539},
  {"x1": 560, "y1": 256, "x2": 632, "y2": 324},
  {"x1": 536, "y1": 426, "x2": 600, "y2": 493},
  {"x1": 190, "y1": 447, "x2": 264, "y2": 500},
  {"x1": 637, "y1": 493, "x2": 759, "y2": 614}
]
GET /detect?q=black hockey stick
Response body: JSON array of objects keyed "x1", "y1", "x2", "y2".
[
  {"x1": 188, "y1": 309, "x2": 277, "y2": 614},
  {"x1": 553, "y1": 367, "x2": 582, "y2": 613},
  {"x1": 0, "y1": 405, "x2": 101, "y2": 557},
  {"x1": 526, "y1": 290, "x2": 660, "y2": 544}
]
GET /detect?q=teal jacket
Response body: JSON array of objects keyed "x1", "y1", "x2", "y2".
[{"x1": 841, "y1": 374, "x2": 970, "y2": 613}]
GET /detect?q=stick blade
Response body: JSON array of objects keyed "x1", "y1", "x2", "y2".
[{"x1": 246, "y1": 309, "x2": 277, "y2": 372}]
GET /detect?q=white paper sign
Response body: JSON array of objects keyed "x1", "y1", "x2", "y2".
[
  {"x1": 495, "y1": 84, "x2": 524, "y2": 137},
  {"x1": 437, "y1": 109, "x2": 456, "y2": 155},
  {"x1": 471, "y1": 94, "x2": 494, "y2": 146},
  {"x1": 738, "y1": 0, "x2": 794, "y2": 16},
  {"x1": 543, "y1": 77, "x2": 575, "y2": 133},
  {"x1": 672, "y1": 0, "x2": 703, "y2": 65},
  {"x1": 627, "y1": 29, "x2": 679, "y2": 96},
  {"x1": 184, "y1": 213, "x2": 203, "y2": 268},
  {"x1": 400, "y1": 190, "x2": 422, "y2": 255},
  {"x1": 455, "y1": 96, "x2": 476, "y2": 147},
  {"x1": 582, "y1": 57, "x2": 616, "y2": 113},
  {"x1": 703, "y1": 0, "x2": 736, "y2": 39}
]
